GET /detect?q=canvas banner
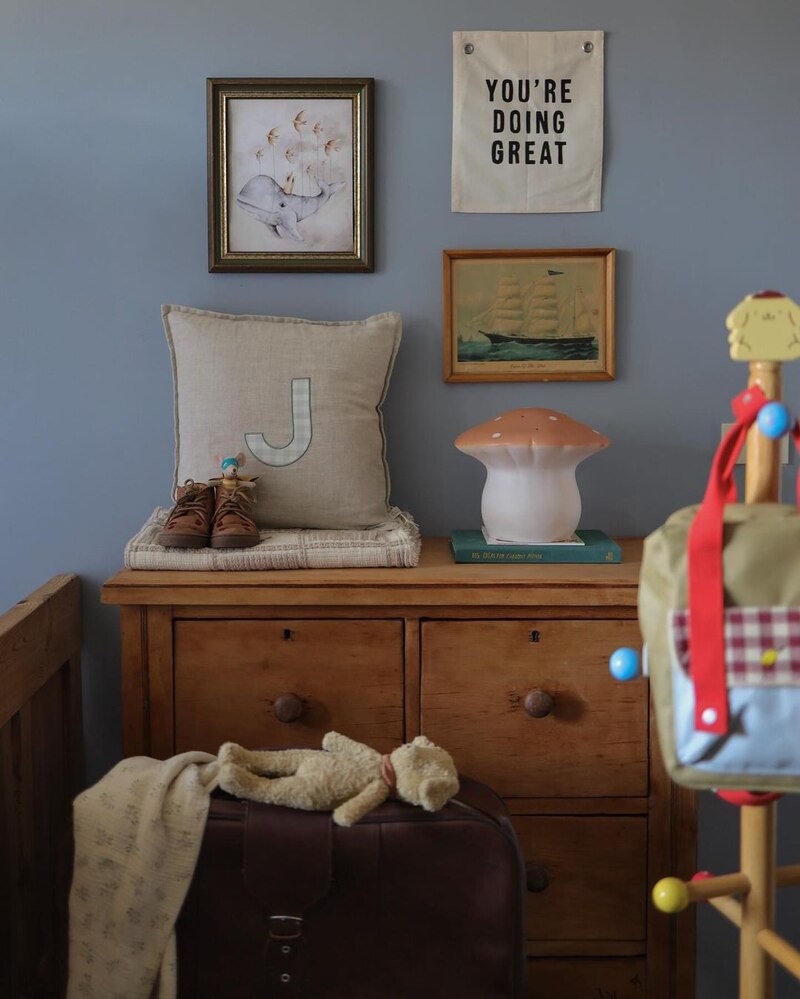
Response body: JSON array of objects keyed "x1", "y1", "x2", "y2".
[{"x1": 452, "y1": 30, "x2": 604, "y2": 213}]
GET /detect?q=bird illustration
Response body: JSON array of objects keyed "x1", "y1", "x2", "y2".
[
  {"x1": 323, "y1": 138, "x2": 341, "y2": 182},
  {"x1": 266, "y1": 128, "x2": 279, "y2": 178}
]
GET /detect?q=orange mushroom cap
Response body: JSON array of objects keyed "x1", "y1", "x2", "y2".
[{"x1": 455, "y1": 408, "x2": 609, "y2": 450}]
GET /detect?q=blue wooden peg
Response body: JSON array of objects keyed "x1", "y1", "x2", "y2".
[
  {"x1": 757, "y1": 401, "x2": 792, "y2": 440},
  {"x1": 609, "y1": 647, "x2": 640, "y2": 681}
]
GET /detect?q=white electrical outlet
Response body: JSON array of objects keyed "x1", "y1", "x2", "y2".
[{"x1": 721, "y1": 423, "x2": 790, "y2": 464}]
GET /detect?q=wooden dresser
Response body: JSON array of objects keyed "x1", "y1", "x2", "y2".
[{"x1": 102, "y1": 537, "x2": 695, "y2": 999}]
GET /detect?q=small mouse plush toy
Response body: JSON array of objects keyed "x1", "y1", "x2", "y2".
[
  {"x1": 215, "y1": 452, "x2": 247, "y2": 479},
  {"x1": 218, "y1": 732, "x2": 460, "y2": 827}
]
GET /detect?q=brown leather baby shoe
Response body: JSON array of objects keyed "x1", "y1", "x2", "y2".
[
  {"x1": 157, "y1": 480, "x2": 214, "y2": 548},
  {"x1": 209, "y1": 478, "x2": 260, "y2": 548}
]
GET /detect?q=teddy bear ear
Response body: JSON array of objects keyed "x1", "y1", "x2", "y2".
[
  {"x1": 418, "y1": 774, "x2": 459, "y2": 812},
  {"x1": 236, "y1": 452, "x2": 246, "y2": 466},
  {"x1": 412, "y1": 735, "x2": 434, "y2": 748}
]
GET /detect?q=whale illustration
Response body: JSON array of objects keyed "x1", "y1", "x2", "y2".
[{"x1": 236, "y1": 174, "x2": 345, "y2": 242}]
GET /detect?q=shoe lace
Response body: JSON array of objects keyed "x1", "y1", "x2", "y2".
[
  {"x1": 165, "y1": 480, "x2": 208, "y2": 524},
  {"x1": 213, "y1": 486, "x2": 254, "y2": 525}
]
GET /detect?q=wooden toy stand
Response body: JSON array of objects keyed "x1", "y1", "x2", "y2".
[{"x1": 653, "y1": 354, "x2": 800, "y2": 998}]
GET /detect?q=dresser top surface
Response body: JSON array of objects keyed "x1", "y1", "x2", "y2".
[{"x1": 102, "y1": 537, "x2": 643, "y2": 607}]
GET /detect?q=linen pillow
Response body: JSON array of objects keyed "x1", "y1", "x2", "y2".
[{"x1": 163, "y1": 304, "x2": 401, "y2": 530}]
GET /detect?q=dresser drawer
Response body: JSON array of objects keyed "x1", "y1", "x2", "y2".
[
  {"x1": 528, "y1": 958, "x2": 647, "y2": 997},
  {"x1": 514, "y1": 816, "x2": 647, "y2": 947},
  {"x1": 174, "y1": 619, "x2": 404, "y2": 754},
  {"x1": 420, "y1": 620, "x2": 647, "y2": 798}
]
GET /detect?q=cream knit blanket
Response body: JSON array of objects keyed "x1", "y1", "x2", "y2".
[
  {"x1": 67, "y1": 752, "x2": 220, "y2": 999},
  {"x1": 124, "y1": 506, "x2": 421, "y2": 570}
]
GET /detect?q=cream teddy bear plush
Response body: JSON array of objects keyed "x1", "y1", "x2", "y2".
[
  {"x1": 218, "y1": 732, "x2": 460, "y2": 827},
  {"x1": 726, "y1": 289, "x2": 800, "y2": 361}
]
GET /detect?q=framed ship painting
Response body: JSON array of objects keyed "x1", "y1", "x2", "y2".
[
  {"x1": 208, "y1": 78, "x2": 373, "y2": 272},
  {"x1": 443, "y1": 248, "x2": 615, "y2": 382}
]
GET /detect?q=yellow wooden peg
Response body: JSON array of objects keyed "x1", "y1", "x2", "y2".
[
  {"x1": 726, "y1": 290, "x2": 800, "y2": 362},
  {"x1": 652, "y1": 877, "x2": 690, "y2": 913}
]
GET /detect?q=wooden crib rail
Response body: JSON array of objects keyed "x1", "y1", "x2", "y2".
[{"x1": 0, "y1": 574, "x2": 83, "y2": 999}]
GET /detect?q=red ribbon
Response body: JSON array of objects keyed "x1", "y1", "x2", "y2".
[{"x1": 381, "y1": 754, "x2": 397, "y2": 797}]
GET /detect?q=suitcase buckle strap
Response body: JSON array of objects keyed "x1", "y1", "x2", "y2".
[
  {"x1": 267, "y1": 918, "x2": 307, "y2": 994},
  {"x1": 269, "y1": 915, "x2": 304, "y2": 941}
]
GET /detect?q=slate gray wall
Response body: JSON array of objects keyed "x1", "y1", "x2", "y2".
[{"x1": 2, "y1": 1, "x2": 800, "y2": 995}]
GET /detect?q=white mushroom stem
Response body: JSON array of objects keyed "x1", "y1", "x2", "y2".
[{"x1": 461, "y1": 443, "x2": 603, "y2": 543}]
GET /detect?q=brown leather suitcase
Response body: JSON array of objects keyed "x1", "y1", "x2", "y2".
[{"x1": 176, "y1": 776, "x2": 526, "y2": 998}]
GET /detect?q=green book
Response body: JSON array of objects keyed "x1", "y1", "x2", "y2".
[{"x1": 450, "y1": 529, "x2": 622, "y2": 564}]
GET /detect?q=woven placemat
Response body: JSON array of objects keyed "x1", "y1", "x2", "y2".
[{"x1": 124, "y1": 507, "x2": 421, "y2": 570}]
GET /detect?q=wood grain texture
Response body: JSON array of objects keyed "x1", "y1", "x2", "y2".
[
  {"x1": 420, "y1": 619, "x2": 648, "y2": 797},
  {"x1": 0, "y1": 714, "x2": 25, "y2": 998},
  {"x1": 404, "y1": 617, "x2": 420, "y2": 740},
  {"x1": 739, "y1": 361, "x2": 782, "y2": 999},
  {"x1": 671, "y1": 760, "x2": 698, "y2": 999},
  {"x1": 745, "y1": 361, "x2": 781, "y2": 504},
  {"x1": 174, "y1": 619, "x2": 404, "y2": 754},
  {"x1": 505, "y1": 797, "x2": 649, "y2": 816},
  {"x1": 0, "y1": 574, "x2": 80, "y2": 728},
  {"x1": 67, "y1": 653, "x2": 84, "y2": 796},
  {"x1": 146, "y1": 607, "x2": 175, "y2": 759},
  {"x1": 120, "y1": 606, "x2": 148, "y2": 756},
  {"x1": 528, "y1": 957, "x2": 647, "y2": 998},
  {"x1": 0, "y1": 575, "x2": 82, "y2": 999},
  {"x1": 647, "y1": 685, "x2": 673, "y2": 999},
  {"x1": 515, "y1": 815, "x2": 647, "y2": 945},
  {"x1": 175, "y1": 604, "x2": 637, "y2": 621},
  {"x1": 102, "y1": 539, "x2": 695, "y2": 997},
  {"x1": 740, "y1": 803, "x2": 776, "y2": 999},
  {"x1": 529, "y1": 941, "x2": 648, "y2": 958},
  {"x1": 101, "y1": 537, "x2": 643, "y2": 607}
]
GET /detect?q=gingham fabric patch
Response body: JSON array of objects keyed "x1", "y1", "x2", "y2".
[
  {"x1": 245, "y1": 378, "x2": 312, "y2": 468},
  {"x1": 671, "y1": 607, "x2": 800, "y2": 686}
]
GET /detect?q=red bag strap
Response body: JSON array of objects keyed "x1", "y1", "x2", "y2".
[
  {"x1": 687, "y1": 389, "x2": 800, "y2": 734},
  {"x1": 687, "y1": 385, "x2": 767, "y2": 734}
]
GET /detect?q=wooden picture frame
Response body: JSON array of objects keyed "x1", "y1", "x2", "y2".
[
  {"x1": 443, "y1": 248, "x2": 616, "y2": 382},
  {"x1": 207, "y1": 78, "x2": 373, "y2": 272}
]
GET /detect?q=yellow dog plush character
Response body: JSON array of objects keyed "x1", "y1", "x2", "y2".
[
  {"x1": 218, "y1": 732, "x2": 460, "y2": 827},
  {"x1": 726, "y1": 289, "x2": 800, "y2": 361}
]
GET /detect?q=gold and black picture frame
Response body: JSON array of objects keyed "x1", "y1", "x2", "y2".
[
  {"x1": 443, "y1": 248, "x2": 616, "y2": 382},
  {"x1": 207, "y1": 78, "x2": 374, "y2": 272}
]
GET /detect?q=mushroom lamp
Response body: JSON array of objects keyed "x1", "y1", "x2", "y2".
[{"x1": 454, "y1": 408, "x2": 609, "y2": 544}]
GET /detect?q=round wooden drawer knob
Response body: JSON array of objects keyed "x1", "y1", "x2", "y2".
[
  {"x1": 525, "y1": 864, "x2": 551, "y2": 893},
  {"x1": 523, "y1": 689, "x2": 554, "y2": 718},
  {"x1": 273, "y1": 693, "x2": 304, "y2": 723}
]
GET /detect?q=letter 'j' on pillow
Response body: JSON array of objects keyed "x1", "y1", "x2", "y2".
[{"x1": 163, "y1": 305, "x2": 401, "y2": 529}]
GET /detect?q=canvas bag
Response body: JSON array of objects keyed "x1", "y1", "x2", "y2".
[{"x1": 639, "y1": 384, "x2": 800, "y2": 791}]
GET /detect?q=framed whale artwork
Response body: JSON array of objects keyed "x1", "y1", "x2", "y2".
[
  {"x1": 207, "y1": 78, "x2": 373, "y2": 272},
  {"x1": 443, "y1": 247, "x2": 615, "y2": 382}
]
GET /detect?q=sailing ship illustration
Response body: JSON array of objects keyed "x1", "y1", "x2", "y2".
[{"x1": 463, "y1": 270, "x2": 597, "y2": 350}]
